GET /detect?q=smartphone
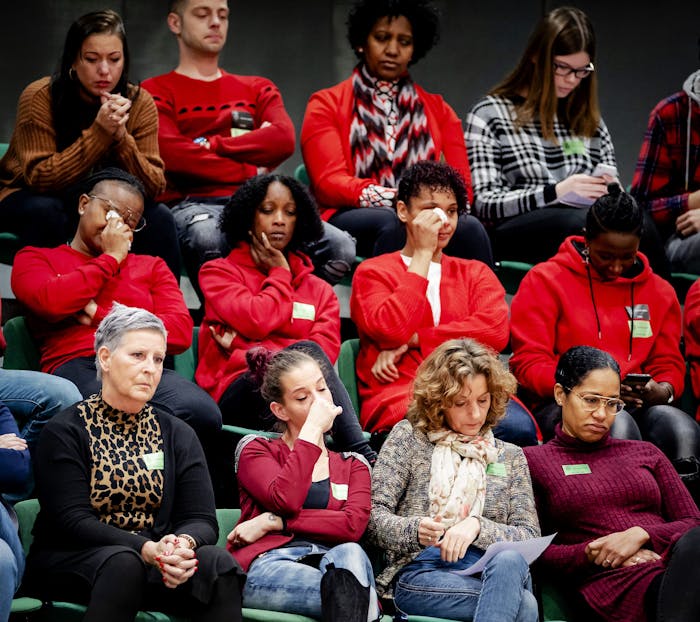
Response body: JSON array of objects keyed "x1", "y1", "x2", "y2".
[
  {"x1": 624, "y1": 373, "x2": 651, "y2": 388},
  {"x1": 592, "y1": 163, "x2": 618, "y2": 178}
]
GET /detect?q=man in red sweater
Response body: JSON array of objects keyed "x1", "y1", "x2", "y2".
[{"x1": 143, "y1": 0, "x2": 355, "y2": 296}]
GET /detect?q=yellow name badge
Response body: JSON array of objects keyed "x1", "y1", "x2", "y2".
[
  {"x1": 628, "y1": 320, "x2": 653, "y2": 338},
  {"x1": 142, "y1": 451, "x2": 164, "y2": 470},
  {"x1": 292, "y1": 302, "x2": 316, "y2": 321},
  {"x1": 562, "y1": 464, "x2": 591, "y2": 476},
  {"x1": 330, "y1": 483, "x2": 348, "y2": 501},
  {"x1": 562, "y1": 138, "x2": 586, "y2": 156},
  {"x1": 486, "y1": 463, "x2": 507, "y2": 477}
]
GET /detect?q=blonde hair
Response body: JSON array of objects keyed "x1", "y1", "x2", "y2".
[
  {"x1": 491, "y1": 6, "x2": 600, "y2": 141},
  {"x1": 407, "y1": 338, "x2": 516, "y2": 434}
]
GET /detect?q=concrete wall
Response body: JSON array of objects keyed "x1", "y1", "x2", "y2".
[{"x1": 1, "y1": 1, "x2": 698, "y2": 182}]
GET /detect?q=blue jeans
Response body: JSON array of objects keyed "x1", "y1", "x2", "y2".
[
  {"x1": 243, "y1": 542, "x2": 380, "y2": 620},
  {"x1": 0, "y1": 500, "x2": 24, "y2": 622},
  {"x1": 492, "y1": 399, "x2": 538, "y2": 447},
  {"x1": 0, "y1": 369, "x2": 81, "y2": 455},
  {"x1": 394, "y1": 546, "x2": 537, "y2": 622}
]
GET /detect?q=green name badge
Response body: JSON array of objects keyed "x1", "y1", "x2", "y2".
[
  {"x1": 562, "y1": 464, "x2": 591, "y2": 476},
  {"x1": 142, "y1": 451, "x2": 164, "y2": 470},
  {"x1": 331, "y1": 482, "x2": 348, "y2": 500},
  {"x1": 486, "y1": 463, "x2": 507, "y2": 477},
  {"x1": 292, "y1": 302, "x2": 316, "y2": 321},
  {"x1": 628, "y1": 319, "x2": 653, "y2": 338},
  {"x1": 562, "y1": 138, "x2": 586, "y2": 156}
]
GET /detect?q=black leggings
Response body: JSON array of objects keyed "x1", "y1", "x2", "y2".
[
  {"x1": 218, "y1": 340, "x2": 376, "y2": 464},
  {"x1": 644, "y1": 527, "x2": 700, "y2": 622}
]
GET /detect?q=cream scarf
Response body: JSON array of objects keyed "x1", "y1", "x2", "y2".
[{"x1": 427, "y1": 429, "x2": 497, "y2": 528}]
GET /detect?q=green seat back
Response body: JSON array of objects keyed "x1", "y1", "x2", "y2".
[
  {"x1": 173, "y1": 326, "x2": 199, "y2": 382},
  {"x1": 3, "y1": 316, "x2": 41, "y2": 371},
  {"x1": 337, "y1": 338, "x2": 361, "y2": 417},
  {"x1": 293, "y1": 163, "x2": 310, "y2": 186},
  {"x1": 670, "y1": 272, "x2": 698, "y2": 305},
  {"x1": 495, "y1": 260, "x2": 534, "y2": 296},
  {"x1": 0, "y1": 143, "x2": 9, "y2": 158}
]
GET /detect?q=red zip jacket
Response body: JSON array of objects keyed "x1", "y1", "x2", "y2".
[
  {"x1": 196, "y1": 244, "x2": 340, "y2": 402},
  {"x1": 510, "y1": 235, "x2": 684, "y2": 403},
  {"x1": 350, "y1": 252, "x2": 508, "y2": 433},
  {"x1": 230, "y1": 436, "x2": 371, "y2": 572},
  {"x1": 683, "y1": 278, "x2": 700, "y2": 420},
  {"x1": 301, "y1": 76, "x2": 473, "y2": 220},
  {"x1": 11, "y1": 245, "x2": 192, "y2": 373}
]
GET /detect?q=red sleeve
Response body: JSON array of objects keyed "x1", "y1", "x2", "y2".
[
  {"x1": 684, "y1": 280, "x2": 700, "y2": 402},
  {"x1": 199, "y1": 261, "x2": 295, "y2": 341},
  {"x1": 301, "y1": 85, "x2": 373, "y2": 209},
  {"x1": 306, "y1": 282, "x2": 341, "y2": 364},
  {"x1": 416, "y1": 262, "x2": 507, "y2": 354},
  {"x1": 509, "y1": 268, "x2": 561, "y2": 398},
  {"x1": 11, "y1": 247, "x2": 120, "y2": 323}
]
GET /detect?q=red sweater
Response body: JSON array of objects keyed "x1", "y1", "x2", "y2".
[
  {"x1": 525, "y1": 427, "x2": 700, "y2": 622},
  {"x1": 510, "y1": 236, "x2": 684, "y2": 404},
  {"x1": 300, "y1": 77, "x2": 473, "y2": 220},
  {"x1": 683, "y1": 278, "x2": 700, "y2": 420},
  {"x1": 196, "y1": 244, "x2": 340, "y2": 402},
  {"x1": 11, "y1": 245, "x2": 193, "y2": 373},
  {"x1": 350, "y1": 252, "x2": 508, "y2": 433},
  {"x1": 230, "y1": 436, "x2": 371, "y2": 572},
  {"x1": 142, "y1": 70, "x2": 295, "y2": 203}
]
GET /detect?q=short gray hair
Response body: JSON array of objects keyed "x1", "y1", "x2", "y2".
[{"x1": 94, "y1": 303, "x2": 167, "y2": 380}]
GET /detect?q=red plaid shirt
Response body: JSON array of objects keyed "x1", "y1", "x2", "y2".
[{"x1": 631, "y1": 90, "x2": 700, "y2": 231}]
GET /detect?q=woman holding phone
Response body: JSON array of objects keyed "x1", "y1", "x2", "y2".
[{"x1": 509, "y1": 184, "x2": 700, "y2": 476}]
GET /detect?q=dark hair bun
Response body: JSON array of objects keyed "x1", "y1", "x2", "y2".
[
  {"x1": 246, "y1": 346, "x2": 274, "y2": 387},
  {"x1": 607, "y1": 182, "x2": 622, "y2": 197}
]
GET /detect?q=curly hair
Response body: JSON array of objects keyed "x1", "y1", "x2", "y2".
[
  {"x1": 396, "y1": 161, "x2": 469, "y2": 214},
  {"x1": 407, "y1": 338, "x2": 517, "y2": 435},
  {"x1": 219, "y1": 174, "x2": 323, "y2": 251},
  {"x1": 347, "y1": 0, "x2": 440, "y2": 65},
  {"x1": 585, "y1": 182, "x2": 644, "y2": 240}
]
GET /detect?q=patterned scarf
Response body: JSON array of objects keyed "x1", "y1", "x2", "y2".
[
  {"x1": 427, "y1": 429, "x2": 497, "y2": 529},
  {"x1": 350, "y1": 64, "x2": 436, "y2": 188}
]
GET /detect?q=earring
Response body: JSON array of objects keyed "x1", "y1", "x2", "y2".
[
  {"x1": 358, "y1": 47, "x2": 364, "y2": 53},
  {"x1": 582, "y1": 246, "x2": 590, "y2": 262},
  {"x1": 69, "y1": 67, "x2": 76, "y2": 80}
]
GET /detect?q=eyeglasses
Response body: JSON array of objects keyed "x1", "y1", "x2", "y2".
[
  {"x1": 88, "y1": 195, "x2": 147, "y2": 232},
  {"x1": 553, "y1": 61, "x2": 595, "y2": 79},
  {"x1": 565, "y1": 388, "x2": 625, "y2": 414}
]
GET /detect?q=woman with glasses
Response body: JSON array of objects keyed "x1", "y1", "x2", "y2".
[
  {"x1": 524, "y1": 345, "x2": 700, "y2": 622},
  {"x1": 465, "y1": 7, "x2": 642, "y2": 267},
  {"x1": 0, "y1": 9, "x2": 180, "y2": 276},
  {"x1": 10, "y1": 167, "x2": 222, "y2": 442},
  {"x1": 509, "y1": 183, "x2": 700, "y2": 468}
]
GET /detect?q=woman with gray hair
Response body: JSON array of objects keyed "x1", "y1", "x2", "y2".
[
  {"x1": 23, "y1": 304, "x2": 244, "y2": 622},
  {"x1": 368, "y1": 338, "x2": 539, "y2": 622}
]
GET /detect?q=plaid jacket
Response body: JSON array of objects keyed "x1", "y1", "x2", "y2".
[
  {"x1": 630, "y1": 88, "x2": 700, "y2": 233},
  {"x1": 465, "y1": 94, "x2": 616, "y2": 224}
]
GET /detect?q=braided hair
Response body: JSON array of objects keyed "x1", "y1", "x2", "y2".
[{"x1": 585, "y1": 182, "x2": 644, "y2": 241}]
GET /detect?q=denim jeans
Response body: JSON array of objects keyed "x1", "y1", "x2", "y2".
[
  {"x1": 0, "y1": 500, "x2": 24, "y2": 622},
  {"x1": 493, "y1": 399, "x2": 539, "y2": 447},
  {"x1": 243, "y1": 542, "x2": 380, "y2": 620},
  {"x1": 394, "y1": 546, "x2": 537, "y2": 622},
  {"x1": 0, "y1": 369, "x2": 82, "y2": 455}
]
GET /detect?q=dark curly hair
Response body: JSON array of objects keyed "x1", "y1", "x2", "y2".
[
  {"x1": 396, "y1": 161, "x2": 469, "y2": 214},
  {"x1": 219, "y1": 174, "x2": 323, "y2": 251},
  {"x1": 347, "y1": 0, "x2": 440, "y2": 65},
  {"x1": 555, "y1": 345, "x2": 620, "y2": 393},
  {"x1": 585, "y1": 182, "x2": 644, "y2": 241}
]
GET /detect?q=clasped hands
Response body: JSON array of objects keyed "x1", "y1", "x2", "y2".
[
  {"x1": 141, "y1": 535, "x2": 198, "y2": 589},
  {"x1": 585, "y1": 526, "x2": 659, "y2": 569},
  {"x1": 96, "y1": 92, "x2": 131, "y2": 140},
  {"x1": 419, "y1": 511, "x2": 481, "y2": 563}
]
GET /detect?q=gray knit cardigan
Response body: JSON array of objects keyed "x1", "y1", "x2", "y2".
[{"x1": 367, "y1": 420, "x2": 540, "y2": 595}]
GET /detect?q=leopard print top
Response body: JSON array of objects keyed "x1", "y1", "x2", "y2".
[{"x1": 77, "y1": 393, "x2": 164, "y2": 532}]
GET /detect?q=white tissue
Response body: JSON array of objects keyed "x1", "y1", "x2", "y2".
[{"x1": 432, "y1": 207, "x2": 448, "y2": 224}]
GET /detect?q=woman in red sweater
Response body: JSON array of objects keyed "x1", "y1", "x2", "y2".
[
  {"x1": 350, "y1": 161, "x2": 537, "y2": 446},
  {"x1": 11, "y1": 168, "x2": 220, "y2": 438},
  {"x1": 228, "y1": 348, "x2": 379, "y2": 621},
  {"x1": 524, "y1": 345, "x2": 700, "y2": 622},
  {"x1": 510, "y1": 184, "x2": 700, "y2": 463},
  {"x1": 196, "y1": 174, "x2": 374, "y2": 462},
  {"x1": 301, "y1": 0, "x2": 491, "y2": 265}
]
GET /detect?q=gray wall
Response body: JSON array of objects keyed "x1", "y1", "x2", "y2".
[{"x1": 1, "y1": 1, "x2": 698, "y2": 182}]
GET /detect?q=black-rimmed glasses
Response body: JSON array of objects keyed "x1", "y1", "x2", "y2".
[{"x1": 553, "y1": 61, "x2": 595, "y2": 79}]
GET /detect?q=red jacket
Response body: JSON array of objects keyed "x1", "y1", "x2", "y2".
[
  {"x1": 300, "y1": 77, "x2": 473, "y2": 220},
  {"x1": 196, "y1": 244, "x2": 340, "y2": 402},
  {"x1": 142, "y1": 71, "x2": 295, "y2": 203},
  {"x1": 350, "y1": 252, "x2": 508, "y2": 433},
  {"x1": 683, "y1": 278, "x2": 700, "y2": 420},
  {"x1": 510, "y1": 236, "x2": 684, "y2": 404},
  {"x1": 11, "y1": 245, "x2": 192, "y2": 373},
  {"x1": 230, "y1": 436, "x2": 371, "y2": 572}
]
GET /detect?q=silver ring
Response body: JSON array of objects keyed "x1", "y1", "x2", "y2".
[{"x1": 604, "y1": 559, "x2": 611, "y2": 566}]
